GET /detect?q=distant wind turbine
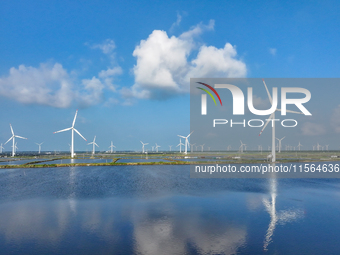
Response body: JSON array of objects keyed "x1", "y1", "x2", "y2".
[
  {"x1": 155, "y1": 143, "x2": 161, "y2": 152},
  {"x1": 276, "y1": 136, "x2": 285, "y2": 153},
  {"x1": 169, "y1": 145, "x2": 172, "y2": 151},
  {"x1": 239, "y1": 140, "x2": 246, "y2": 153},
  {"x1": 88, "y1": 136, "x2": 99, "y2": 155},
  {"x1": 176, "y1": 138, "x2": 184, "y2": 153},
  {"x1": 259, "y1": 79, "x2": 302, "y2": 162},
  {"x1": 36, "y1": 142, "x2": 44, "y2": 154},
  {"x1": 53, "y1": 110, "x2": 87, "y2": 158},
  {"x1": 0, "y1": 143, "x2": 4, "y2": 153},
  {"x1": 297, "y1": 142, "x2": 303, "y2": 151},
  {"x1": 200, "y1": 144, "x2": 205, "y2": 152},
  {"x1": 178, "y1": 131, "x2": 193, "y2": 154},
  {"x1": 109, "y1": 141, "x2": 116, "y2": 153},
  {"x1": 140, "y1": 141, "x2": 149, "y2": 153},
  {"x1": 4, "y1": 124, "x2": 27, "y2": 157}
]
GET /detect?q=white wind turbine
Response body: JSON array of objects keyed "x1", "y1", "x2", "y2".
[
  {"x1": 0, "y1": 143, "x2": 4, "y2": 153},
  {"x1": 88, "y1": 136, "x2": 99, "y2": 155},
  {"x1": 140, "y1": 141, "x2": 148, "y2": 153},
  {"x1": 53, "y1": 110, "x2": 87, "y2": 158},
  {"x1": 297, "y1": 142, "x2": 303, "y2": 151},
  {"x1": 169, "y1": 145, "x2": 172, "y2": 151},
  {"x1": 5, "y1": 124, "x2": 27, "y2": 157},
  {"x1": 36, "y1": 142, "x2": 44, "y2": 154},
  {"x1": 177, "y1": 131, "x2": 193, "y2": 154},
  {"x1": 190, "y1": 143, "x2": 196, "y2": 152},
  {"x1": 155, "y1": 143, "x2": 160, "y2": 152},
  {"x1": 200, "y1": 144, "x2": 205, "y2": 152},
  {"x1": 12, "y1": 142, "x2": 18, "y2": 154},
  {"x1": 275, "y1": 136, "x2": 285, "y2": 153},
  {"x1": 176, "y1": 138, "x2": 184, "y2": 153},
  {"x1": 239, "y1": 140, "x2": 246, "y2": 153},
  {"x1": 259, "y1": 79, "x2": 302, "y2": 162},
  {"x1": 109, "y1": 141, "x2": 116, "y2": 153}
]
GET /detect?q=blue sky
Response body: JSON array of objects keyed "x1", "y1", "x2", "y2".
[{"x1": 0, "y1": 0, "x2": 339, "y2": 152}]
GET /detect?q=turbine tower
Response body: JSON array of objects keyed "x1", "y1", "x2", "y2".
[
  {"x1": 88, "y1": 136, "x2": 99, "y2": 155},
  {"x1": 297, "y1": 142, "x2": 303, "y2": 151},
  {"x1": 275, "y1": 136, "x2": 285, "y2": 153},
  {"x1": 109, "y1": 141, "x2": 116, "y2": 153},
  {"x1": 140, "y1": 141, "x2": 149, "y2": 153},
  {"x1": 178, "y1": 131, "x2": 193, "y2": 154},
  {"x1": 4, "y1": 124, "x2": 27, "y2": 157},
  {"x1": 176, "y1": 138, "x2": 184, "y2": 153},
  {"x1": 259, "y1": 79, "x2": 302, "y2": 162},
  {"x1": 0, "y1": 143, "x2": 4, "y2": 153},
  {"x1": 53, "y1": 110, "x2": 87, "y2": 158},
  {"x1": 36, "y1": 142, "x2": 44, "y2": 154},
  {"x1": 169, "y1": 145, "x2": 172, "y2": 151}
]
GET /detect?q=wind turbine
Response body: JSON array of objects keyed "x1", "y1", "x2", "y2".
[
  {"x1": 12, "y1": 142, "x2": 18, "y2": 154},
  {"x1": 140, "y1": 141, "x2": 148, "y2": 153},
  {"x1": 176, "y1": 138, "x2": 184, "y2": 153},
  {"x1": 178, "y1": 131, "x2": 193, "y2": 154},
  {"x1": 190, "y1": 143, "x2": 196, "y2": 152},
  {"x1": 0, "y1": 143, "x2": 4, "y2": 153},
  {"x1": 259, "y1": 79, "x2": 302, "y2": 162},
  {"x1": 88, "y1": 136, "x2": 99, "y2": 155},
  {"x1": 53, "y1": 110, "x2": 87, "y2": 158},
  {"x1": 109, "y1": 141, "x2": 116, "y2": 153},
  {"x1": 200, "y1": 144, "x2": 205, "y2": 152},
  {"x1": 325, "y1": 144, "x2": 329, "y2": 151},
  {"x1": 4, "y1": 124, "x2": 27, "y2": 157},
  {"x1": 36, "y1": 142, "x2": 44, "y2": 154},
  {"x1": 239, "y1": 140, "x2": 246, "y2": 153},
  {"x1": 155, "y1": 143, "x2": 160, "y2": 152},
  {"x1": 169, "y1": 145, "x2": 172, "y2": 151},
  {"x1": 276, "y1": 136, "x2": 285, "y2": 153},
  {"x1": 297, "y1": 142, "x2": 303, "y2": 151}
]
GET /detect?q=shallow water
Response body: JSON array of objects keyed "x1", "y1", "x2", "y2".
[{"x1": 0, "y1": 165, "x2": 340, "y2": 254}]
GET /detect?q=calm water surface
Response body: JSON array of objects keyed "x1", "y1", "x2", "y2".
[{"x1": 0, "y1": 164, "x2": 340, "y2": 254}]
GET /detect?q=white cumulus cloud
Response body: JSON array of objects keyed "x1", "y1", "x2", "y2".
[
  {"x1": 124, "y1": 20, "x2": 246, "y2": 100},
  {"x1": 0, "y1": 62, "x2": 117, "y2": 108},
  {"x1": 0, "y1": 63, "x2": 74, "y2": 108}
]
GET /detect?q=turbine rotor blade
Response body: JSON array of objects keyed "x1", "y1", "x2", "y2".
[
  {"x1": 10, "y1": 124, "x2": 14, "y2": 135},
  {"x1": 72, "y1": 110, "x2": 78, "y2": 128},
  {"x1": 54, "y1": 127, "x2": 72, "y2": 134},
  {"x1": 74, "y1": 128, "x2": 87, "y2": 141},
  {"x1": 15, "y1": 135, "x2": 27, "y2": 140},
  {"x1": 259, "y1": 112, "x2": 274, "y2": 136},
  {"x1": 276, "y1": 109, "x2": 303, "y2": 114},
  {"x1": 187, "y1": 131, "x2": 194, "y2": 138},
  {"x1": 4, "y1": 136, "x2": 13, "y2": 145},
  {"x1": 262, "y1": 79, "x2": 273, "y2": 104},
  {"x1": 178, "y1": 135, "x2": 186, "y2": 139}
]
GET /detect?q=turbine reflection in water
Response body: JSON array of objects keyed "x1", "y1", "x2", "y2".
[{"x1": 263, "y1": 165, "x2": 304, "y2": 251}]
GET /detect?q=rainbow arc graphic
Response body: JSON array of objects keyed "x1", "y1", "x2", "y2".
[{"x1": 196, "y1": 82, "x2": 222, "y2": 115}]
